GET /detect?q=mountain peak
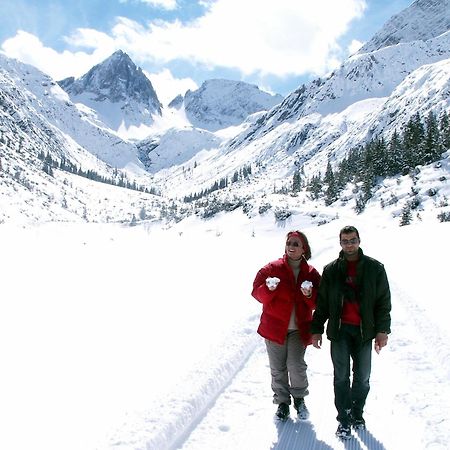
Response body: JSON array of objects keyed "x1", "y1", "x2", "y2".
[
  {"x1": 58, "y1": 50, "x2": 161, "y2": 108},
  {"x1": 57, "y1": 50, "x2": 162, "y2": 137},
  {"x1": 358, "y1": 0, "x2": 450, "y2": 54},
  {"x1": 173, "y1": 79, "x2": 283, "y2": 131}
]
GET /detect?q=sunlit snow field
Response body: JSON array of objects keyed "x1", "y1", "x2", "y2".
[{"x1": 0, "y1": 211, "x2": 449, "y2": 450}]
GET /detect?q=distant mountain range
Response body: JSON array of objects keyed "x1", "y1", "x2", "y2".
[
  {"x1": 0, "y1": 0, "x2": 449, "y2": 224},
  {"x1": 169, "y1": 79, "x2": 283, "y2": 132}
]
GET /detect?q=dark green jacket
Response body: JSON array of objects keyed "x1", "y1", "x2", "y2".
[{"x1": 311, "y1": 248, "x2": 391, "y2": 341}]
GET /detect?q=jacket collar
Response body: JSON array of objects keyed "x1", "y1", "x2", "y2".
[
  {"x1": 338, "y1": 247, "x2": 364, "y2": 262},
  {"x1": 283, "y1": 253, "x2": 307, "y2": 268}
]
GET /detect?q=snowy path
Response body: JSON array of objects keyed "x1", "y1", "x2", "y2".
[
  {"x1": 171, "y1": 282, "x2": 450, "y2": 450},
  {"x1": 1, "y1": 220, "x2": 449, "y2": 450}
]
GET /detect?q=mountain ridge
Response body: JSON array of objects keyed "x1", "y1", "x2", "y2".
[
  {"x1": 357, "y1": 0, "x2": 450, "y2": 54},
  {"x1": 1, "y1": 0, "x2": 449, "y2": 225}
]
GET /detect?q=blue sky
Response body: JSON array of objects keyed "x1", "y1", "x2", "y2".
[{"x1": 0, "y1": 0, "x2": 413, "y2": 105}]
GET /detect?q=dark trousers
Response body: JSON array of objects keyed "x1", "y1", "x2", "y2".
[{"x1": 330, "y1": 324, "x2": 372, "y2": 425}]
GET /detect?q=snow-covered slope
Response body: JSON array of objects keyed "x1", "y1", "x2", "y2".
[
  {"x1": 59, "y1": 50, "x2": 162, "y2": 140},
  {"x1": 137, "y1": 127, "x2": 222, "y2": 173},
  {"x1": 240, "y1": 30, "x2": 450, "y2": 136},
  {"x1": 138, "y1": 78, "x2": 281, "y2": 173},
  {"x1": 357, "y1": 0, "x2": 450, "y2": 54},
  {"x1": 155, "y1": 53, "x2": 449, "y2": 200},
  {"x1": 0, "y1": 53, "x2": 167, "y2": 224},
  {"x1": 1, "y1": 54, "x2": 145, "y2": 171},
  {"x1": 153, "y1": 7, "x2": 450, "y2": 199},
  {"x1": 365, "y1": 57, "x2": 450, "y2": 140}
]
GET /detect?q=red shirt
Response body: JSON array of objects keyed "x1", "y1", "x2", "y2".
[{"x1": 341, "y1": 260, "x2": 361, "y2": 326}]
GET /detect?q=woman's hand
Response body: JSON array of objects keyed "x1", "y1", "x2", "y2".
[
  {"x1": 300, "y1": 286, "x2": 312, "y2": 297},
  {"x1": 300, "y1": 280, "x2": 313, "y2": 298}
]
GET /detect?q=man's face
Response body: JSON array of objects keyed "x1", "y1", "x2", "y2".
[{"x1": 340, "y1": 232, "x2": 360, "y2": 260}]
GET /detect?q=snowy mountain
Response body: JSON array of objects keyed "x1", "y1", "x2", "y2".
[
  {"x1": 59, "y1": 50, "x2": 162, "y2": 140},
  {"x1": 357, "y1": 0, "x2": 450, "y2": 54},
  {"x1": 169, "y1": 79, "x2": 283, "y2": 132},
  {"x1": 136, "y1": 79, "x2": 281, "y2": 173},
  {"x1": 153, "y1": 0, "x2": 450, "y2": 206},
  {"x1": 1, "y1": 0, "x2": 449, "y2": 225},
  {"x1": 136, "y1": 127, "x2": 222, "y2": 173},
  {"x1": 230, "y1": 30, "x2": 450, "y2": 148},
  {"x1": 0, "y1": 53, "x2": 168, "y2": 224}
]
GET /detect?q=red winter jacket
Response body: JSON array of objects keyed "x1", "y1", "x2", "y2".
[{"x1": 251, "y1": 255, "x2": 321, "y2": 345}]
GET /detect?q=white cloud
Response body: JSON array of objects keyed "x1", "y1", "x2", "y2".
[
  {"x1": 145, "y1": 68, "x2": 197, "y2": 106},
  {"x1": 348, "y1": 39, "x2": 364, "y2": 55},
  {"x1": 1, "y1": 0, "x2": 367, "y2": 83},
  {"x1": 120, "y1": 0, "x2": 178, "y2": 9},
  {"x1": 1, "y1": 30, "x2": 115, "y2": 80},
  {"x1": 106, "y1": 0, "x2": 368, "y2": 77},
  {"x1": 139, "y1": 0, "x2": 178, "y2": 10}
]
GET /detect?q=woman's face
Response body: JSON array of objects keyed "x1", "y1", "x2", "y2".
[{"x1": 285, "y1": 235, "x2": 304, "y2": 261}]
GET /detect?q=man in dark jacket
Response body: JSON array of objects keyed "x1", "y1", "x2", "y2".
[{"x1": 311, "y1": 225, "x2": 391, "y2": 439}]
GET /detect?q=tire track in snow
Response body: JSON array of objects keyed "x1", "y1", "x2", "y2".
[
  {"x1": 175, "y1": 338, "x2": 397, "y2": 450},
  {"x1": 104, "y1": 315, "x2": 261, "y2": 450}
]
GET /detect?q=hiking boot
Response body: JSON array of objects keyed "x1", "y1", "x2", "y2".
[
  {"x1": 275, "y1": 403, "x2": 290, "y2": 421},
  {"x1": 352, "y1": 416, "x2": 366, "y2": 430},
  {"x1": 293, "y1": 397, "x2": 309, "y2": 420},
  {"x1": 336, "y1": 423, "x2": 352, "y2": 439}
]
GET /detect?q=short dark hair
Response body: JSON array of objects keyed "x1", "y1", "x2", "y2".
[
  {"x1": 339, "y1": 225, "x2": 360, "y2": 240},
  {"x1": 286, "y1": 230, "x2": 312, "y2": 260}
]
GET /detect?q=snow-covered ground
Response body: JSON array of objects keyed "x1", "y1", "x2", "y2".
[{"x1": 0, "y1": 209, "x2": 449, "y2": 450}]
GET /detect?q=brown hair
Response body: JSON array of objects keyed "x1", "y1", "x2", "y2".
[{"x1": 286, "y1": 230, "x2": 312, "y2": 260}]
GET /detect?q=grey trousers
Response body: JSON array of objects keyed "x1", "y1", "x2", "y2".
[{"x1": 265, "y1": 330, "x2": 309, "y2": 404}]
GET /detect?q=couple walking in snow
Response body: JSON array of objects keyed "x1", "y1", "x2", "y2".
[{"x1": 251, "y1": 226, "x2": 391, "y2": 439}]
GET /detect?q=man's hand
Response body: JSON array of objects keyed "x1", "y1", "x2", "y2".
[
  {"x1": 312, "y1": 334, "x2": 322, "y2": 349},
  {"x1": 374, "y1": 332, "x2": 388, "y2": 354}
]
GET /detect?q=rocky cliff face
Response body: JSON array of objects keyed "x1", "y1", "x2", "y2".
[
  {"x1": 58, "y1": 50, "x2": 162, "y2": 138},
  {"x1": 59, "y1": 50, "x2": 161, "y2": 108}
]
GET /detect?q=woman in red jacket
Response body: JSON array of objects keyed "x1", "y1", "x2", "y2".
[{"x1": 252, "y1": 230, "x2": 321, "y2": 421}]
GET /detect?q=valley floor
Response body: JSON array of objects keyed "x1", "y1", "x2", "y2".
[{"x1": 0, "y1": 218, "x2": 449, "y2": 450}]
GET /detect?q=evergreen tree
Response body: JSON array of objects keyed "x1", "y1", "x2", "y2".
[
  {"x1": 139, "y1": 207, "x2": 147, "y2": 220},
  {"x1": 354, "y1": 193, "x2": 366, "y2": 214},
  {"x1": 334, "y1": 162, "x2": 348, "y2": 195},
  {"x1": 43, "y1": 162, "x2": 53, "y2": 176},
  {"x1": 292, "y1": 169, "x2": 302, "y2": 193},
  {"x1": 324, "y1": 160, "x2": 338, "y2": 205},
  {"x1": 360, "y1": 144, "x2": 376, "y2": 197},
  {"x1": 423, "y1": 111, "x2": 440, "y2": 163},
  {"x1": 307, "y1": 173, "x2": 322, "y2": 200},
  {"x1": 439, "y1": 110, "x2": 450, "y2": 152},
  {"x1": 400, "y1": 202, "x2": 413, "y2": 226},
  {"x1": 386, "y1": 130, "x2": 403, "y2": 176},
  {"x1": 402, "y1": 112, "x2": 425, "y2": 171},
  {"x1": 372, "y1": 138, "x2": 387, "y2": 177}
]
